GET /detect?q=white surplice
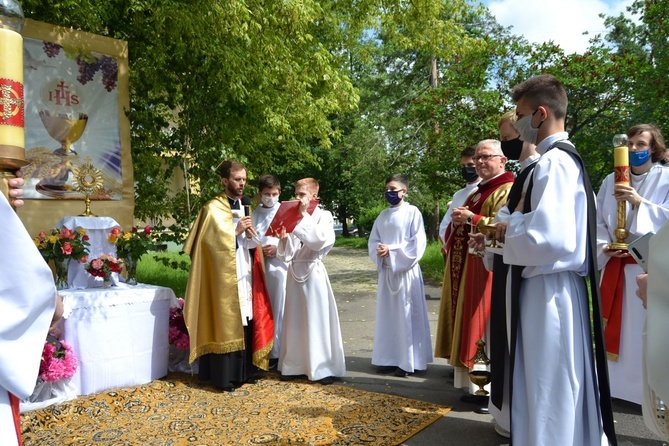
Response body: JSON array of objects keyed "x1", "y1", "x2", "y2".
[
  {"x1": 251, "y1": 204, "x2": 288, "y2": 359},
  {"x1": 276, "y1": 207, "x2": 346, "y2": 381},
  {"x1": 596, "y1": 164, "x2": 669, "y2": 404},
  {"x1": 0, "y1": 194, "x2": 57, "y2": 446},
  {"x1": 368, "y1": 202, "x2": 432, "y2": 373},
  {"x1": 438, "y1": 182, "x2": 478, "y2": 243},
  {"x1": 503, "y1": 133, "x2": 608, "y2": 446}
]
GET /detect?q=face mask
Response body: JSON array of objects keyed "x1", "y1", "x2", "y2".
[
  {"x1": 261, "y1": 194, "x2": 279, "y2": 207},
  {"x1": 629, "y1": 149, "x2": 651, "y2": 167},
  {"x1": 385, "y1": 190, "x2": 403, "y2": 206},
  {"x1": 500, "y1": 137, "x2": 523, "y2": 160},
  {"x1": 513, "y1": 109, "x2": 542, "y2": 145},
  {"x1": 461, "y1": 166, "x2": 479, "y2": 183}
]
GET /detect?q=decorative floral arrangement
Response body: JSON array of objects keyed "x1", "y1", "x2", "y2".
[
  {"x1": 84, "y1": 254, "x2": 124, "y2": 278},
  {"x1": 108, "y1": 225, "x2": 155, "y2": 260},
  {"x1": 39, "y1": 333, "x2": 78, "y2": 383},
  {"x1": 33, "y1": 227, "x2": 90, "y2": 264},
  {"x1": 169, "y1": 298, "x2": 190, "y2": 351}
]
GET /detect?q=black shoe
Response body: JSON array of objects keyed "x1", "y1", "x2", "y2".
[
  {"x1": 377, "y1": 366, "x2": 397, "y2": 374},
  {"x1": 460, "y1": 393, "x2": 489, "y2": 405},
  {"x1": 217, "y1": 384, "x2": 235, "y2": 392},
  {"x1": 269, "y1": 358, "x2": 279, "y2": 370},
  {"x1": 280, "y1": 374, "x2": 307, "y2": 381},
  {"x1": 316, "y1": 376, "x2": 335, "y2": 385},
  {"x1": 394, "y1": 368, "x2": 409, "y2": 377},
  {"x1": 474, "y1": 406, "x2": 490, "y2": 414}
]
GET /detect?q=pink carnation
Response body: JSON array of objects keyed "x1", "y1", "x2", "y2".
[
  {"x1": 39, "y1": 340, "x2": 78, "y2": 382},
  {"x1": 61, "y1": 242, "x2": 73, "y2": 255}
]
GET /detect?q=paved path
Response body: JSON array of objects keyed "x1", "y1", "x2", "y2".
[{"x1": 323, "y1": 246, "x2": 666, "y2": 446}]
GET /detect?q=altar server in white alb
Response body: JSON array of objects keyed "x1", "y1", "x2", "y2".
[
  {"x1": 250, "y1": 174, "x2": 288, "y2": 367},
  {"x1": 368, "y1": 174, "x2": 432, "y2": 377},
  {"x1": 277, "y1": 178, "x2": 345, "y2": 384},
  {"x1": 503, "y1": 75, "x2": 616, "y2": 445},
  {"x1": 596, "y1": 123, "x2": 669, "y2": 405},
  {"x1": 1, "y1": 184, "x2": 62, "y2": 446}
]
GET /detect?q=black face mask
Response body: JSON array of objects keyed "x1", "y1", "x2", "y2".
[
  {"x1": 500, "y1": 137, "x2": 523, "y2": 160},
  {"x1": 461, "y1": 166, "x2": 479, "y2": 183}
]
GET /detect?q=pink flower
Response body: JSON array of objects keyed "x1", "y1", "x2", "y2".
[
  {"x1": 39, "y1": 339, "x2": 78, "y2": 382},
  {"x1": 143, "y1": 226, "x2": 152, "y2": 234},
  {"x1": 61, "y1": 242, "x2": 73, "y2": 255},
  {"x1": 91, "y1": 258, "x2": 103, "y2": 270}
]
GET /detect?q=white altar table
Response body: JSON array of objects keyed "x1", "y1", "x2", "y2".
[{"x1": 60, "y1": 283, "x2": 178, "y2": 396}]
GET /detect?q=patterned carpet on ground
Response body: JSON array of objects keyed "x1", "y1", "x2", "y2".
[{"x1": 20, "y1": 372, "x2": 451, "y2": 445}]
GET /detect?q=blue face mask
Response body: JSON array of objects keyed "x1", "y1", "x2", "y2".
[
  {"x1": 385, "y1": 190, "x2": 402, "y2": 206},
  {"x1": 629, "y1": 149, "x2": 651, "y2": 167}
]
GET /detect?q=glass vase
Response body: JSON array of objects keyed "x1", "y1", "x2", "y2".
[
  {"x1": 102, "y1": 275, "x2": 112, "y2": 288},
  {"x1": 54, "y1": 258, "x2": 70, "y2": 290},
  {"x1": 124, "y1": 255, "x2": 138, "y2": 285}
]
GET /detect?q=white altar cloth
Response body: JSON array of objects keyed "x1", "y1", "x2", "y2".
[
  {"x1": 55, "y1": 216, "x2": 120, "y2": 289},
  {"x1": 60, "y1": 283, "x2": 178, "y2": 396}
]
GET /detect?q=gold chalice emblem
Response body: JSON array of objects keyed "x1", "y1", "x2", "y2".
[
  {"x1": 71, "y1": 158, "x2": 103, "y2": 216},
  {"x1": 39, "y1": 110, "x2": 89, "y2": 156}
]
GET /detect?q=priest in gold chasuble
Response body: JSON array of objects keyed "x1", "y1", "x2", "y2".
[
  {"x1": 184, "y1": 161, "x2": 273, "y2": 392},
  {"x1": 435, "y1": 140, "x2": 513, "y2": 391}
]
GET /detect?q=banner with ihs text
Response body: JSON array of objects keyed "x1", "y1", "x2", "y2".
[{"x1": 17, "y1": 20, "x2": 133, "y2": 237}]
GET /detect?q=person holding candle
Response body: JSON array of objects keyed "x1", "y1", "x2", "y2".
[{"x1": 597, "y1": 124, "x2": 669, "y2": 405}]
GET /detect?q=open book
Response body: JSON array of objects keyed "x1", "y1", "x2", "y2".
[{"x1": 265, "y1": 200, "x2": 319, "y2": 237}]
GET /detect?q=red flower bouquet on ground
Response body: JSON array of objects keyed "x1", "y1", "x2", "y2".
[
  {"x1": 40, "y1": 334, "x2": 78, "y2": 383},
  {"x1": 169, "y1": 298, "x2": 190, "y2": 351}
]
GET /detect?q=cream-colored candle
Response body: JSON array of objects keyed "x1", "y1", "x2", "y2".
[
  {"x1": 0, "y1": 26, "x2": 25, "y2": 152},
  {"x1": 614, "y1": 145, "x2": 629, "y2": 185}
]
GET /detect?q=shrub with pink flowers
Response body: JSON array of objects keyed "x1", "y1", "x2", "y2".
[
  {"x1": 39, "y1": 334, "x2": 78, "y2": 383},
  {"x1": 169, "y1": 298, "x2": 190, "y2": 351}
]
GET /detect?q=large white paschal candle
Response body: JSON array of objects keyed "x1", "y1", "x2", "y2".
[{"x1": 0, "y1": 0, "x2": 27, "y2": 207}]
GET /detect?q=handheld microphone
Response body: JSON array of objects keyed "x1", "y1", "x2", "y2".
[{"x1": 242, "y1": 196, "x2": 252, "y2": 217}]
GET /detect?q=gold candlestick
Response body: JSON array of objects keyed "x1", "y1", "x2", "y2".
[
  {"x1": 610, "y1": 134, "x2": 629, "y2": 251},
  {"x1": 0, "y1": 1, "x2": 26, "y2": 209}
]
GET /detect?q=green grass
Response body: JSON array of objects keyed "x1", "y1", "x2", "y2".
[
  {"x1": 334, "y1": 237, "x2": 444, "y2": 285},
  {"x1": 138, "y1": 239, "x2": 445, "y2": 297},
  {"x1": 137, "y1": 251, "x2": 190, "y2": 298}
]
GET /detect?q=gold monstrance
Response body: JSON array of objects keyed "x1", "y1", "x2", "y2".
[
  {"x1": 610, "y1": 134, "x2": 629, "y2": 251},
  {"x1": 71, "y1": 157, "x2": 103, "y2": 216}
]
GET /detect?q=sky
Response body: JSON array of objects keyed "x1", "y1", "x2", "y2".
[{"x1": 484, "y1": 0, "x2": 636, "y2": 54}]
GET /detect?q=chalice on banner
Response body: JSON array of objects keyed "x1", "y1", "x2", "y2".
[{"x1": 609, "y1": 134, "x2": 629, "y2": 251}]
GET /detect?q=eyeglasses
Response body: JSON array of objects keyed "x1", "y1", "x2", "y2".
[{"x1": 472, "y1": 154, "x2": 502, "y2": 163}]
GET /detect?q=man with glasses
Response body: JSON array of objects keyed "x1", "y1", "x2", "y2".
[
  {"x1": 596, "y1": 124, "x2": 669, "y2": 406},
  {"x1": 435, "y1": 139, "x2": 514, "y2": 403}
]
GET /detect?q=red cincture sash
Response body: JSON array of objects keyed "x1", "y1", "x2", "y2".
[
  {"x1": 600, "y1": 256, "x2": 636, "y2": 361},
  {"x1": 251, "y1": 248, "x2": 275, "y2": 370},
  {"x1": 10, "y1": 392, "x2": 22, "y2": 445}
]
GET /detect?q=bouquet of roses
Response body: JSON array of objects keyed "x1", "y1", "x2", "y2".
[
  {"x1": 84, "y1": 254, "x2": 124, "y2": 278},
  {"x1": 39, "y1": 333, "x2": 78, "y2": 383},
  {"x1": 169, "y1": 298, "x2": 190, "y2": 351},
  {"x1": 108, "y1": 225, "x2": 155, "y2": 260},
  {"x1": 33, "y1": 226, "x2": 90, "y2": 264}
]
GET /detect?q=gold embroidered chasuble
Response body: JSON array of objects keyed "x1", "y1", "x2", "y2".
[
  {"x1": 183, "y1": 195, "x2": 245, "y2": 364},
  {"x1": 435, "y1": 172, "x2": 514, "y2": 366}
]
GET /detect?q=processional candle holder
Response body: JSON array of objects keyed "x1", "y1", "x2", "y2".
[
  {"x1": 71, "y1": 157, "x2": 103, "y2": 216},
  {"x1": 0, "y1": 0, "x2": 27, "y2": 209},
  {"x1": 468, "y1": 339, "x2": 491, "y2": 396},
  {"x1": 609, "y1": 134, "x2": 629, "y2": 251}
]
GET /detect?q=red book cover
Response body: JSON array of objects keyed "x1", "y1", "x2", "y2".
[{"x1": 265, "y1": 200, "x2": 319, "y2": 237}]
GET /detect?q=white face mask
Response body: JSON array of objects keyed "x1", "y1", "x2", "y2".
[
  {"x1": 261, "y1": 194, "x2": 279, "y2": 208},
  {"x1": 513, "y1": 110, "x2": 541, "y2": 145}
]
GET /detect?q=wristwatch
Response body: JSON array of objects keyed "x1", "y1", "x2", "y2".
[{"x1": 466, "y1": 213, "x2": 474, "y2": 224}]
